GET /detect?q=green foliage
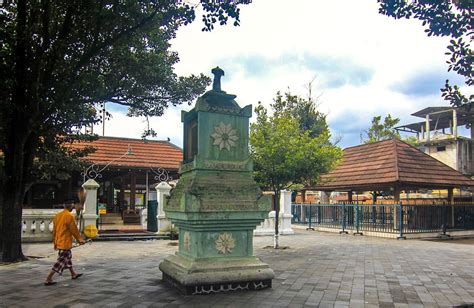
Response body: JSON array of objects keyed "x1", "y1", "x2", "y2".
[
  {"x1": 0, "y1": 0, "x2": 249, "y2": 184},
  {"x1": 0, "y1": 0, "x2": 250, "y2": 262},
  {"x1": 250, "y1": 95, "x2": 342, "y2": 192},
  {"x1": 403, "y1": 135, "x2": 419, "y2": 146},
  {"x1": 272, "y1": 92, "x2": 329, "y2": 138},
  {"x1": 250, "y1": 94, "x2": 341, "y2": 247},
  {"x1": 32, "y1": 137, "x2": 96, "y2": 182},
  {"x1": 364, "y1": 114, "x2": 401, "y2": 143},
  {"x1": 378, "y1": 0, "x2": 473, "y2": 110}
]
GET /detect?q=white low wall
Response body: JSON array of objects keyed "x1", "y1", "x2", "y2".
[
  {"x1": 255, "y1": 211, "x2": 294, "y2": 236},
  {"x1": 255, "y1": 190, "x2": 294, "y2": 236},
  {"x1": 22, "y1": 209, "x2": 61, "y2": 243}
]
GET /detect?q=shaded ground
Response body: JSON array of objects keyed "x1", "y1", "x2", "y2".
[
  {"x1": 430, "y1": 238, "x2": 474, "y2": 245},
  {"x1": 1, "y1": 230, "x2": 474, "y2": 307}
]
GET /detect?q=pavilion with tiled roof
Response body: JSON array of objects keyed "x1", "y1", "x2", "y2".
[
  {"x1": 25, "y1": 136, "x2": 183, "y2": 213},
  {"x1": 74, "y1": 136, "x2": 182, "y2": 212},
  {"x1": 70, "y1": 136, "x2": 182, "y2": 171},
  {"x1": 310, "y1": 138, "x2": 474, "y2": 202}
]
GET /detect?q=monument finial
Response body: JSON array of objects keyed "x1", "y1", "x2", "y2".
[{"x1": 211, "y1": 66, "x2": 225, "y2": 91}]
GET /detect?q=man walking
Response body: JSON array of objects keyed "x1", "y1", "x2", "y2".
[{"x1": 44, "y1": 202, "x2": 86, "y2": 285}]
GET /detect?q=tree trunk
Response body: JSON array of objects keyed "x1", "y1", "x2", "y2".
[
  {"x1": 273, "y1": 189, "x2": 280, "y2": 249},
  {"x1": 0, "y1": 175, "x2": 3, "y2": 251},
  {"x1": 1, "y1": 116, "x2": 33, "y2": 262},
  {"x1": 1, "y1": 192, "x2": 26, "y2": 262},
  {"x1": 0, "y1": 0, "x2": 29, "y2": 262},
  {"x1": 1, "y1": 132, "x2": 30, "y2": 262},
  {"x1": 1, "y1": 139, "x2": 28, "y2": 262}
]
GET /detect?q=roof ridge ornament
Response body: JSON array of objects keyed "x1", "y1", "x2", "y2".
[{"x1": 211, "y1": 66, "x2": 224, "y2": 91}]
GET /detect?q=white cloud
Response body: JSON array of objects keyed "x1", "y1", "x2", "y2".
[
  {"x1": 94, "y1": 106, "x2": 184, "y2": 147},
  {"x1": 102, "y1": 0, "x2": 466, "y2": 148}
]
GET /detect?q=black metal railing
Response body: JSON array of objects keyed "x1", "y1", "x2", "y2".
[{"x1": 291, "y1": 202, "x2": 474, "y2": 237}]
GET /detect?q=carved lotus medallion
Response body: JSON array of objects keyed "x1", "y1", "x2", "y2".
[
  {"x1": 211, "y1": 122, "x2": 238, "y2": 151},
  {"x1": 215, "y1": 232, "x2": 236, "y2": 254}
]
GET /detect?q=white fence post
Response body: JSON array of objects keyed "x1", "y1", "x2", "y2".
[
  {"x1": 279, "y1": 190, "x2": 294, "y2": 235},
  {"x1": 156, "y1": 181, "x2": 172, "y2": 234},
  {"x1": 82, "y1": 179, "x2": 100, "y2": 231},
  {"x1": 255, "y1": 190, "x2": 294, "y2": 236}
]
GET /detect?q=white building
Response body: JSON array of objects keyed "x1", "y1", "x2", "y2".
[{"x1": 397, "y1": 106, "x2": 473, "y2": 177}]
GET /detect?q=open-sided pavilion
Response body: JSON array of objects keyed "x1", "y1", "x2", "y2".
[
  {"x1": 25, "y1": 136, "x2": 182, "y2": 213},
  {"x1": 294, "y1": 139, "x2": 474, "y2": 237},
  {"x1": 310, "y1": 138, "x2": 474, "y2": 202}
]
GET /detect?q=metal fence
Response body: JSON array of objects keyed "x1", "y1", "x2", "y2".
[{"x1": 291, "y1": 203, "x2": 474, "y2": 237}]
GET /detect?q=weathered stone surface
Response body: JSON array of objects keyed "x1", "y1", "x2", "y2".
[
  {"x1": 160, "y1": 68, "x2": 274, "y2": 294},
  {"x1": 3, "y1": 231, "x2": 474, "y2": 306}
]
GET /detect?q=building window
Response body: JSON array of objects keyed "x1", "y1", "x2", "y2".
[{"x1": 436, "y1": 146, "x2": 446, "y2": 152}]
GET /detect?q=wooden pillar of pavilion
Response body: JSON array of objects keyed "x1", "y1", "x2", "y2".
[
  {"x1": 393, "y1": 186, "x2": 401, "y2": 229},
  {"x1": 447, "y1": 188, "x2": 454, "y2": 204},
  {"x1": 448, "y1": 187, "x2": 454, "y2": 227},
  {"x1": 394, "y1": 186, "x2": 400, "y2": 203},
  {"x1": 106, "y1": 181, "x2": 114, "y2": 212},
  {"x1": 130, "y1": 171, "x2": 137, "y2": 209},
  {"x1": 119, "y1": 177, "x2": 125, "y2": 213}
]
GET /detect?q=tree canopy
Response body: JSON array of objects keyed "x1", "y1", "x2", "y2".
[
  {"x1": 0, "y1": 0, "x2": 250, "y2": 262},
  {"x1": 378, "y1": 0, "x2": 473, "y2": 110},
  {"x1": 363, "y1": 114, "x2": 422, "y2": 145},
  {"x1": 272, "y1": 91, "x2": 329, "y2": 139},
  {"x1": 250, "y1": 93, "x2": 342, "y2": 247},
  {"x1": 364, "y1": 114, "x2": 401, "y2": 143}
]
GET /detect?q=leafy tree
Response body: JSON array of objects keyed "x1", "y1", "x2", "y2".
[
  {"x1": 364, "y1": 114, "x2": 420, "y2": 145},
  {"x1": 403, "y1": 135, "x2": 419, "y2": 146},
  {"x1": 378, "y1": 0, "x2": 473, "y2": 110},
  {"x1": 272, "y1": 91, "x2": 329, "y2": 139},
  {"x1": 364, "y1": 114, "x2": 401, "y2": 143},
  {"x1": 0, "y1": 0, "x2": 249, "y2": 262},
  {"x1": 250, "y1": 95, "x2": 342, "y2": 248}
]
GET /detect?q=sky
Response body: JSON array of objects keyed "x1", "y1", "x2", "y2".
[{"x1": 94, "y1": 0, "x2": 471, "y2": 149}]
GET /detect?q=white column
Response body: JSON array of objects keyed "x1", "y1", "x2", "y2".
[
  {"x1": 82, "y1": 179, "x2": 100, "y2": 231},
  {"x1": 453, "y1": 109, "x2": 458, "y2": 139},
  {"x1": 279, "y1": 190, "x2": 294, "y2": 235},
  {"x1": 156, "y1": 182, "x2": 172, "y2": 233},
  {"x1": 280, "y1": 190, "x2": 292, "y2": 214},
  {"x1": 426, "y1": 114, "x2": 430, "y2": 142}
]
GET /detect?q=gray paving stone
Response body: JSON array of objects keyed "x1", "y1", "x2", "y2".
[{"x1": 1, "y1": 230, "x2": 474, "y2": 307}]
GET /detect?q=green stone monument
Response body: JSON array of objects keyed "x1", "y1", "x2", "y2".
[{"x1": 159, "y1": 67, "x2": 274, "y2": 295}]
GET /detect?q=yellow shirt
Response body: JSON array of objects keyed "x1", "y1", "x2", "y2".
[{"x1": 52, "y1": 209, "x2": 83, "y2": 250}]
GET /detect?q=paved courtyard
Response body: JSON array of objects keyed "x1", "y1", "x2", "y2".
[{"x1": 1, "y1": 230, "x2": 474, "y2": 308}]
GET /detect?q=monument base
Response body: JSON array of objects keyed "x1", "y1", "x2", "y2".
[{"x1": 159, "y1": 254, "x2": 274, "y2": 295}]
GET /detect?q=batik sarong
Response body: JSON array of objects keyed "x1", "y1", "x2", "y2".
[{"x1": 52, "y1": 250, "x2": 72, "y2": 275}]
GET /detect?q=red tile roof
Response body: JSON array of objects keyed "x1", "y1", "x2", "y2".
[
  {"x1": 313, "y1": 138, "x2": 474, "y2": 191},
  {"x1": 69, "y1": 136, "x2": 182, "y2": 170}
]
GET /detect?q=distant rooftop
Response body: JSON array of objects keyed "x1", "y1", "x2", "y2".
[
  {"x1": 311, "y1": 138, "x2": 474, "y2": 191},
  {"x1": 396, "y1": 106, "x2": 474, "y2": 133},
  {"x1": 68, "y1": 136, "x2": 183, "y2": 170},
  {"x1": 411, "y1": 106, "x2": 453, "y2": 118}
]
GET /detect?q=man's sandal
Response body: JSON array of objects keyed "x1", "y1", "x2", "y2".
[
  {"x1": 44, "y1": 281, "x2": 57, "y2": 286},
  {"x1": 72, "y1": 273, "x2": 83, "y2": 280}
]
